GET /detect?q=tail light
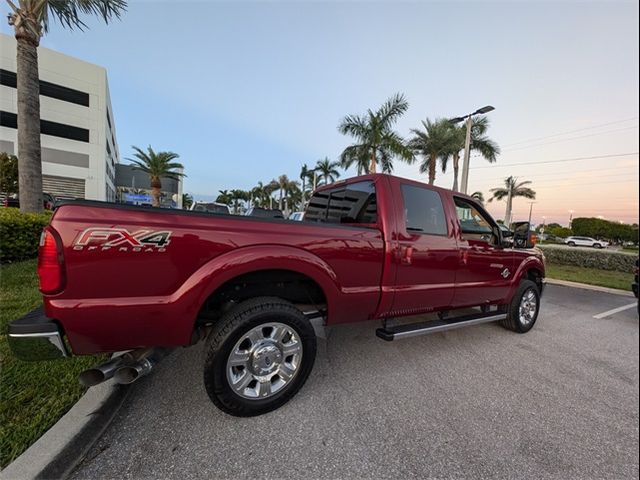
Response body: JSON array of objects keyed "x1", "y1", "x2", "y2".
[
  {"x1": 530, "y1": 233, "x2": 538, "y2": 246},
  {"x1": 38, "y1": 228, "x2": 65, "y2": 294}
]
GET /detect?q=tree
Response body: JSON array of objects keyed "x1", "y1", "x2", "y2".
[
  {"x1": 230, "y1": 189, "x2": 248, "y2": 214},
  {"x1": 571, "y1": 217, "x2": 639, "y2": 243},
  {"x1": 300, "y1": 164, "x2": 311, "y2": 199},
  {"x1": 409, "y1": 118, "x2": 457, "y2": 185},
  {"x1": 546, "y1": 225, "x2": 573, "y2": 239},
  {"x1": 181, "y1": 193, "x2": 193, "y2": 210},
  {"x1": 471, "y1": 191, "x2": 485, "y2": 204},
  {"x1": 277, "y1": 174, "x2": 289, "y2": 210},
  {"x1": 128, "y1": 145, "x2": 185, "y2": 207},
  {"x1": 250, "y1": 182, "x2": 265, "y2": 207},
  {"x1": 338, "y1": 93, "x2": 413, "y2": 174},
  {"x1": 315, "y1": 157, "x2": 341, "y2": 185},
  {"x1": 489, "y1": 176, "x2": 536, "y2": 226},
  {"x1": 448, "y1": 116, "x2": 500, "y2": 192},
  {"x1": 0, "y1": 152, "x2": 19, "y2": 194},
  {"x1": 7, "y1": 0, "x2": 127, "y2": 212},
  {"x1": 283, "y1": 180, "x2": 302, "y2": 213},
  {"x1": 216, "y1": 189, "x2": 232, "y2": 205}
]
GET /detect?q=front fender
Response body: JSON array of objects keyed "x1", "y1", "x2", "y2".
[{"x1": 506, "y1": 254, "x2": 546, "y2": 302}]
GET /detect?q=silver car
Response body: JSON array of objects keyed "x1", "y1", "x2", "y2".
[{"x1": 564, "y1": 236, "x2": 609, "y2": 249}]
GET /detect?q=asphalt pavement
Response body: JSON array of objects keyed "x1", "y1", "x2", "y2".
[{"x1": 71, "y1": 285, "x2": 639, "y2": 479}]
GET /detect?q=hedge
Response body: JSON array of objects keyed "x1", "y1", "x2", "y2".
[
  {"x1": 0, "y1": 208, "x2": 52, "y2": 262},
  {"x1": 538, "y1": 245, "x2": 637, "y2": 273}
]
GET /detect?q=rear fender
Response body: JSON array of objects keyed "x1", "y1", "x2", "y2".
[{"x1": 179, "y1": 244, "x2": 342, "y2": 327}]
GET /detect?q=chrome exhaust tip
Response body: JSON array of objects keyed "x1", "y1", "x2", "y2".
[
  {"x1": 78, "y1": 357, "x2": 123, "y2": 387},
  {"x1": 113, "y1": 358, "x2": 154, "y2": 385}
]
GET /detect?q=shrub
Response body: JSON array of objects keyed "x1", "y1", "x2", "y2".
[
  {"x1": 538, "y1": 245, "x2": 637, "y2": 273},
  {"x1": 0, "y1": 208, "x2": 52, "y2": 262}
]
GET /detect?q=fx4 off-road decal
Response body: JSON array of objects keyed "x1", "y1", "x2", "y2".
[{"x1": 73, "y1": 228, "x2": 172, "y2": 252}]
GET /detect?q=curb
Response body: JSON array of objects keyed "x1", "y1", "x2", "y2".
[
  {"x1": 1, "y1": 378, "x2": 129, "y2": 480},
  {"x1": 546, "y1": 278, "x2": 635, "y2": 297}
]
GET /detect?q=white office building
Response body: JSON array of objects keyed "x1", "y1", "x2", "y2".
[{"x1": 0, "y1": 33, "x2": 119, "y2": 201}]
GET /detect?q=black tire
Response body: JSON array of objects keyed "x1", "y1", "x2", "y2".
[
  {"x1": 203, "y1": 296, "x2": 316, "y2": 417},
  {"x1": 568, "y1": 241, "x2": 576, "y2": 247},
  {"x1": 500, "y1": 279, "x2": 540, "y2": 333},
  {"x1": 593, "y1": 243, "x2": 602, "y2": 249}
]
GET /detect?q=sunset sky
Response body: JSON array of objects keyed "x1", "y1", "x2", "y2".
[{"x1": 2, "y1": 0, "x2": 637, "y2": 225}]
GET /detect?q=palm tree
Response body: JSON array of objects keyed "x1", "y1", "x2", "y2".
[
  {"x1": 300, "y1": 164, "x2": 311, "y2": 198},
  {"x1": 128, "y1": 145, "x2": 184, "y2": 207},
  {"x1": 216, "y1": 189, "x2": 232, "y2": 205},
  {"x1": 449, "y1": 116, "x2": 500, "y2": 192},
  {"x1": 471, "y1": 191, "x2": 485, "y2": 204},
  {"x1": 338, "y1": 93, "x2": 413, "y2": 174},
  {"x1": 409, "y1": 119, "x2": 457, "y2": 185},
  {"x1": 489, "y1": 176, "x2": 536, "y2": 226},
  {"x1": 182, "y1": 193, "x2": 193, "y2": 209},
  {"x1": 230, "y1": 189, "x2": 248, "y2": 214},
  {"x1": 7, "y1": 0, "x2": 126, "y2": 212},
  {"x1": 315, "y1": 157, "x2": 341, "y2": 185},
  {"x1": 277, "y1": 174, "x2": 289, "y2": 210},
  {"x1": 284, "y1": 180, "x2": 302, "y2": 213}
]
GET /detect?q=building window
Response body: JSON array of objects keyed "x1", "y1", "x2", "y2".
[
  {"x1": 0, "y1": 69, "x2": 90, "y2": 107},
  {"x1": 401, "y1": 184, "x2": 448, "y2": 236},
  {"x1": 305, "y1": 181, "x2": 377, "y2": 224},
  {"x1": 0, "y1": 111, "x2": 90, "y2": 143}
]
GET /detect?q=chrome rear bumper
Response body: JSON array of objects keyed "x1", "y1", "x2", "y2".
[{"x1": 7, "y1": 307, "x2": 69, "y2": 360}]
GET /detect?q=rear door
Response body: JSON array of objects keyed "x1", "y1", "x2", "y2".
[
  {"x1": 388, "y1": 183, "x2": 458, "y2": 316},
  {"x1": 451, "y1": 196, "x2": 514, "y2": 307}
]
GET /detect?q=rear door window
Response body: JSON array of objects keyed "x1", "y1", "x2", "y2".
[
  {"x1": 401, "y1": 184, "x2": 448, "y2": 235},
  {"x1": 305, "y1": 181, "x2": 377, "y2": 224}
]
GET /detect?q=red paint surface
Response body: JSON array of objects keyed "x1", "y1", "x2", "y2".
[{"x1": 42, "y1": 174, "x2": 544, "y2": 354}]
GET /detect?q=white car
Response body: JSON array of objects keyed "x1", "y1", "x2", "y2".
[
  {"x1": 190, "y1": 201, "x2": 231, "y2": 215},
  {"x1": 564, "y1": 236, "x2": 609, "y2": 249}
]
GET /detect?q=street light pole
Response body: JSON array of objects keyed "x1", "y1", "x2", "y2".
[
  {"x1": 450, "y1": 105, "x2": 495, "y2": 195},
  {"x1": 528, "y1": 201, "x2": 536, "y2": 225},
  {"x1": 459, "y1": 115, "x2": 473, "y2": 195}
]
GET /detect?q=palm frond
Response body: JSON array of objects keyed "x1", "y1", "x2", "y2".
[
  {"x1": 45, "y1": 0, "x2": 127, "y2": 32},
  {"x1": 377, "y1": 93, "x2": 409, "y2": 129}
]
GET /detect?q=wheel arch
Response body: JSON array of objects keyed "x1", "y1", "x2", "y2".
[
  {"x1": 182, "y1": 245, "x2": 340, "y2": 337},
  {"x1": 506, "y1": 256, "x2": 546, "y2": 301}
]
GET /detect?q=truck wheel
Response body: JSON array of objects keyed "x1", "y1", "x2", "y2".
[
  {"x1": 500, "y1": 279, "x2": 540, "y2": 333},
  {"x1": 203, "y1": 297, "x2": 316, "y2": 417}
]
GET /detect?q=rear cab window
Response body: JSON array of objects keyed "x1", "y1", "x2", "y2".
[
  {"x1": 305, "y1": 181, "x2": 377, "y2": 225},
  {"x1": 400, "y1": 184, "x2": 448, "y2": 236}
]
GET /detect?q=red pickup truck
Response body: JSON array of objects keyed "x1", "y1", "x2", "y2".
[{"x1": 8, "y1": 173, "x2": 545, "y2": 416}]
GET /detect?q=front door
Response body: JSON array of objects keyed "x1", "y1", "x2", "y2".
[
  {"x1": 389, "y1": 183, "x2": 459, "y2": 316},
  {"x1": 452, "y1": 197, "x2": 514, "y2": 307}
]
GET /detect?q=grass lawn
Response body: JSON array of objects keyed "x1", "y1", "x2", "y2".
[
  {"x1": 546, "y1": 263, "x2": 634, "y2": 291},
  {"x1": 0, "y1": 260, "x2": 104, "y2": 468}
]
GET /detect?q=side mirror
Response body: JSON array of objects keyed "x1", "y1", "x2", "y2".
[{"x1": 512, "y1": 221, "x2": 534, "y2": 248}]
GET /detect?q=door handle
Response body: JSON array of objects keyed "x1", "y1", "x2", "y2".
[{"x1": 401, "y1": 246, "x2": 413, "y2": 265}]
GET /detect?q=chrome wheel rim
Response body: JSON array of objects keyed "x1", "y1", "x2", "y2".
[
  {"x1": 519, "y1": 289, "x2": 538, "y2": 326},
  {"x1": 226, "y1": 322, "x2": 302, "y2": 400}
]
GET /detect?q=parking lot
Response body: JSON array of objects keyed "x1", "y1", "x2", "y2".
[{"x1": 72, "y1": 285, "x2": 639, "y2": 479}]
